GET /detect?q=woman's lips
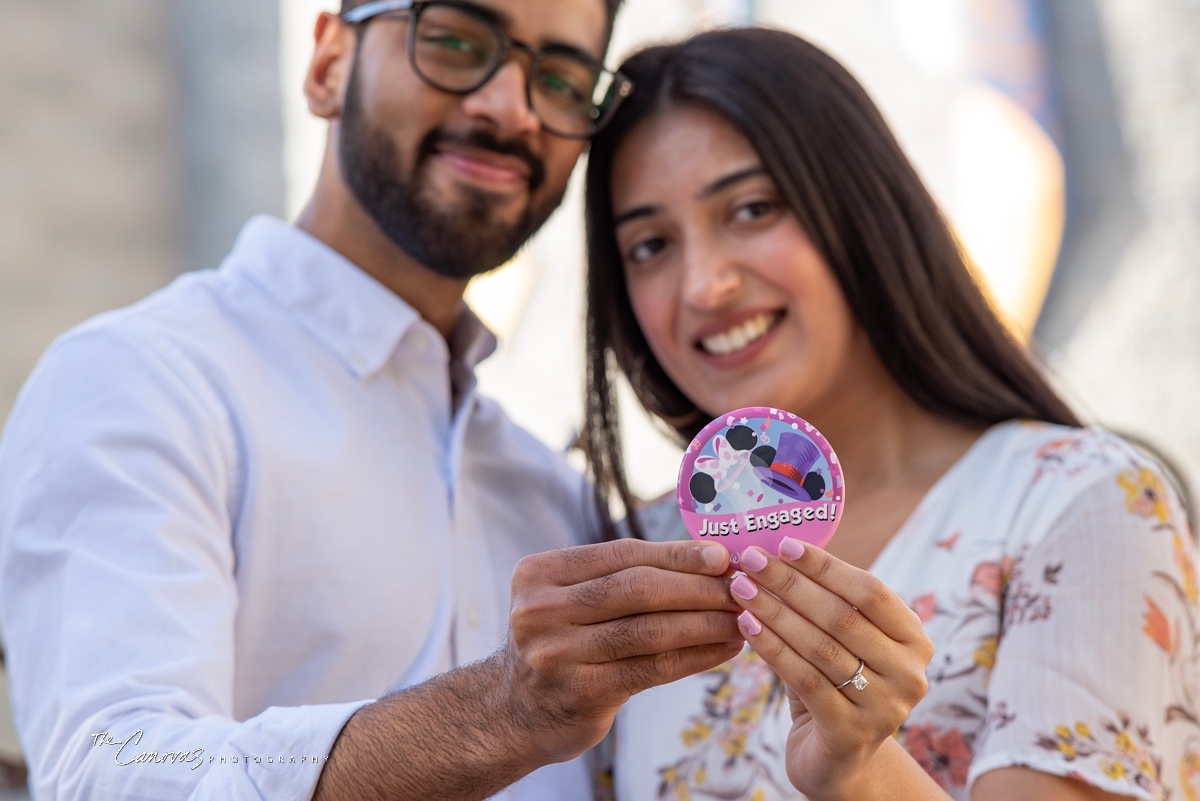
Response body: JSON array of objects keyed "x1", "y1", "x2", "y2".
[
  {"x1": 695, "y1": 310, "x2": 785, "y2": 357},
  {"x1": 689, "y1": 310, "x2": 786, "y2": 371}
]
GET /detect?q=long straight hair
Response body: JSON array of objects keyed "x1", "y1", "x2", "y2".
[{"x1": 581, "y1": 28, "x2": 1081, "y2": 539}]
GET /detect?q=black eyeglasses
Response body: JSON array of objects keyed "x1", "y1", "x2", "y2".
[{"x1": 342, "y1": 0, "x2": 634, "y2": 139}]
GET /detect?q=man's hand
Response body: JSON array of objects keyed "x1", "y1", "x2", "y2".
[
  {"x1": 504, "y1": 538, "x2": 746, "y2": 763},
  {"x1": 314, "y1": 539, "x2": 743, "y2": 801}
]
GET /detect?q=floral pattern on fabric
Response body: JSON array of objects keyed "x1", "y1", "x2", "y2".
[
  {"x1": 1120, "y1": 467, "x2": 1173, "y2": 523},
  {"x1": 1035, "y1": 716, "x2": 1167, "y2": 799},
  {"x1": 902, "y1": 722, "x2": 974, "y2": 789},
  {"x1": 611, "y1": 424, "x2": 1200, "y2": 801},
  {"x1": 1180, "y1": 747, "x2": 1200, "y2": 801},
  {"x1": 657, "y1": 651, "x2": 791, "y2": 800},
  {"x1": 595, "y1": 767, "x2": 616, "y2": 801},
  {"x1": 994, "y1": 435, "x2": 1200, "y2": 800}
]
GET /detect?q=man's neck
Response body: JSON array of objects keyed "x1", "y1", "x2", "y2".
[{"x1": 296, "y1": 153, "x2": 471, "y2": 340}]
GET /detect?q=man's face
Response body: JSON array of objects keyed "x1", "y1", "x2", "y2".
[{"x1": 338, "y1": 0, "x2": 608, "y2": 280}]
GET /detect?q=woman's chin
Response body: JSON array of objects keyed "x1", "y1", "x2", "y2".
[
  {"x1": 693, "y1": 389, "x2": 808, "y2": 419},
  {"x1": 686, "y1": 365, "x2": 814, "y2": 417}
]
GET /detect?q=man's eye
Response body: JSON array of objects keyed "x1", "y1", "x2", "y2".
[
  {"x1": 438, "y1": 37, "x2": 471, "y2": 51},
  {"x1": 423, "y1": 35, "x2": 480, "y2": 55},
  {"x1": 535, "y1": 73, "x2": 588, "y2": 105}
]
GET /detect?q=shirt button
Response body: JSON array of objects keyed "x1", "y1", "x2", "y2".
[
  {"x1": 467, "y1": 608, "x2": 482, "y2": 629},
  {"x1": 409, "y1": 330, "x2": 428, "y2": 352}
]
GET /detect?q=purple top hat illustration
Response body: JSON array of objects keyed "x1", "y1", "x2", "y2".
[{"x1": 754, "y1": 431, "x2": 822, "y2": 501}]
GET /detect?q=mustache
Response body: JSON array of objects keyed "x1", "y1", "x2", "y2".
[{"x1": 417, "y1": 128, "x2": 547, "y2": 192}]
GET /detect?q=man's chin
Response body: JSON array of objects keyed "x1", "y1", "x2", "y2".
[
  {"x1": 438, "y1": 182, "x2": 530, "y2": 219},
  {"x1": 425, "y1": 195, "x2": 532, "y2": 239},
  {"x1": 383, "y1": 206, "x2": 529, "y2": 280}
]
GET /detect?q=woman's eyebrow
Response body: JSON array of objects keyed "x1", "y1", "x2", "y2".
[
  {"x1": 698, "y1": 166, "x2": 767, "y2": 199},
  {"x1": 614, "y1": 205, "x2": 663, "y2": 228},
  {"x1": 613, "y1": 166, "x2": 766, "y2": 228}
]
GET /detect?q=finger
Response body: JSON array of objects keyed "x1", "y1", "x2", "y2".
[
  {"x1": 581, "y1": 610, "x2": 743, "y2": 663},
  {"x1": 527, "y1": 539, "x2": 730, "y2": 587},
  {"x1": 605, "y1": 641, "x2": 745, "y2": 698},
  {"x1": 729, "y1": 573, "x2": 866, "y2": 694},
  {"x1": 737, "y1": 547, "x2": 898, "y2": 671},
  {"x1": 737, "y1": 610, "x2": 852, "y2": 722},
  {"x1": 566, "y1": 568, "x2": 742, "y2": 624},
  {"x1": 774, "y1": 540, "x2": 926, "y2": 644}
]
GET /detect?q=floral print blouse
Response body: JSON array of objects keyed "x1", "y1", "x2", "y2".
[{"x1": 605, "y1": 422, "x2": 1200, "y2": 801}]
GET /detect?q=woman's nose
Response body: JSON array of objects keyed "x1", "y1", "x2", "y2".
[{"x1": 680, "y1": 245, "x2": 742, "y2": 311}]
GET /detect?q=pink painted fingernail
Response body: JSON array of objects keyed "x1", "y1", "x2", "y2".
[
  {"x1": 730, "y1": 574, "x2": 758, "y2": 600},
  {"x1": 738, "y1": 610, "x2": 763, "y2": 636},
  {"x1": 740, "y1": 547, "x2": 769, "y2": 573},
  {"x1": 779, "y1": 537, "x2": 805, "y2": 561}
]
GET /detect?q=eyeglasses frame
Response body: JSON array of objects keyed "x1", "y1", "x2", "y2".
[{"x1": 340, "y1": 0, "x2": 634, "y2": 139}]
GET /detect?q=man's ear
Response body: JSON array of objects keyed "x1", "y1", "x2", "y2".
[{"x1": 306, "y1": 12, "x2": 357, "y2": 120}]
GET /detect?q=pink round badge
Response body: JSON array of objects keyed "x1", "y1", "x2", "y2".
[{"x1": 677, "y1": 407, "x2": 845, "y2": 567}]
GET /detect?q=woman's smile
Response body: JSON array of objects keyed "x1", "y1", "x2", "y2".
[{"x1": 694, "y1": 309, "x2": 785, "y2": 358}]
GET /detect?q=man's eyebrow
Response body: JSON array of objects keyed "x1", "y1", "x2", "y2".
[
  {"x1": 470, "y1": 2, "x2": 602, "y2": 61},
  {"x1": 698, "y1": 166, "x2": 768, "y2": 199},
  {"x1": 541, "y1": 40, "x2": 605, "y2": 63},
  {"x1": 471, "y1": 1, "x2": 511, "y2": 28},
  {"x1": 614, "y1": 206, "x2": 663, "y2": 228}
]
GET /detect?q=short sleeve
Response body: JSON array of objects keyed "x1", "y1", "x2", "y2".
[{"x1": 968, "y1": 459, "x2": 1199, "y2": 800}]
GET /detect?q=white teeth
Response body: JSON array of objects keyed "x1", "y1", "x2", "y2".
[{"x1": 701, "y1": 312, "x2": 779, "y2": 356}]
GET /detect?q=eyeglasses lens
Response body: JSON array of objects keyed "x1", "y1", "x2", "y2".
[
  {"x1": 412, "y1": 5, "x2": 501, "y2": 91},
  {"x1": 530, "y1": 55, "x2": 611, "y2": 137},
  {"x1": 412, "y1": 4, "x2": 616, "y2": 137}
]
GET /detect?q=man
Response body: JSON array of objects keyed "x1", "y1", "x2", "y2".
[{"x1": 0, "y1": 1, "x2": 744, "y2": 799}]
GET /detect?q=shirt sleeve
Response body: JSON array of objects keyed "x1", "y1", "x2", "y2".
[
  {"x1": 967, "y1": 455, "x2": 1199, "y2": 800},
  {"x1": 0, "y1": 329, "x2": 371, "y2": 801}
]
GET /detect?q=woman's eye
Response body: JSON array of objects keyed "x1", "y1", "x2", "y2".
[
  {"x1": 628, "y1": 237, "x2": 668, "y2": 263},
  {"x1": 733, "y1": 200, "x2": 777, "y2": 222}
]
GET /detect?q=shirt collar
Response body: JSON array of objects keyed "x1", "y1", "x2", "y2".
[
  {"x1": 449, "y1": 306, "x2": 498, "y2": 373},
  {"x1": 228, "y1": 216, "x2": 497, "y2": 380}
]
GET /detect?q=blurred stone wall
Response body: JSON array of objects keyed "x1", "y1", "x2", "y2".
[
  {"x1": 0, "y1": 0, "x2": 286, "y2": 429},
  {"x1": 175, "y1": 0, "x2": 287, "y2": 274},
  {"x1": 1038, "y1": 0, "x2": 1200, "y2": 499},
  {"x1": 0, "y1": 0, "x2": 180, "y2": 427}
]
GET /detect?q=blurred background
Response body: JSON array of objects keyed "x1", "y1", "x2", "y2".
[{"x1": 0, "y1": 0, "x2": 1198, "y2": 794}]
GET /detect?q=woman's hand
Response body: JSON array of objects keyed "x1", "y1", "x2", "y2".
[{"x1": 730, "y1": 538, "x2": 939, "y2": 801}]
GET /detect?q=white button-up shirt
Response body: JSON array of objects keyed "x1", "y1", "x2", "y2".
[{"x1": 0, "y1": 216, "x2": 596, "y2": 800}]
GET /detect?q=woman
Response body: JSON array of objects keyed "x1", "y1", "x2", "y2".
[{"x1": 580, "y1": 28, "x2": 1199, "y2": 801}]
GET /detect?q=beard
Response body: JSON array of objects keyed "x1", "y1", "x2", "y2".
[{"x1": 338, "y1": 58, "x2": 565, "y2": 281}]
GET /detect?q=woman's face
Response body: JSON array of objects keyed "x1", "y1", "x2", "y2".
[{"x1": 611, "y1": 105, "x2": 865, "y2": 419}]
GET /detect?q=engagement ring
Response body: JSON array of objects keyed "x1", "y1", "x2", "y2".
[{"x1": 836, "y1": 658, "x2": 869, "y2": 692}]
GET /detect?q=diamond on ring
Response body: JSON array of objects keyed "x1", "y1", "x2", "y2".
[{"x1": 837, "y1": 658, "x2": 869, "y2": 692}]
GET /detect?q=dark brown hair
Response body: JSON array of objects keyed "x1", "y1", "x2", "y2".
[
  {"x1": 340, "y1": 0, "x2": 626, "y2": 33},
  {"x1": 581, "y1": 28, "x2": 1081, "y2": 540}
]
